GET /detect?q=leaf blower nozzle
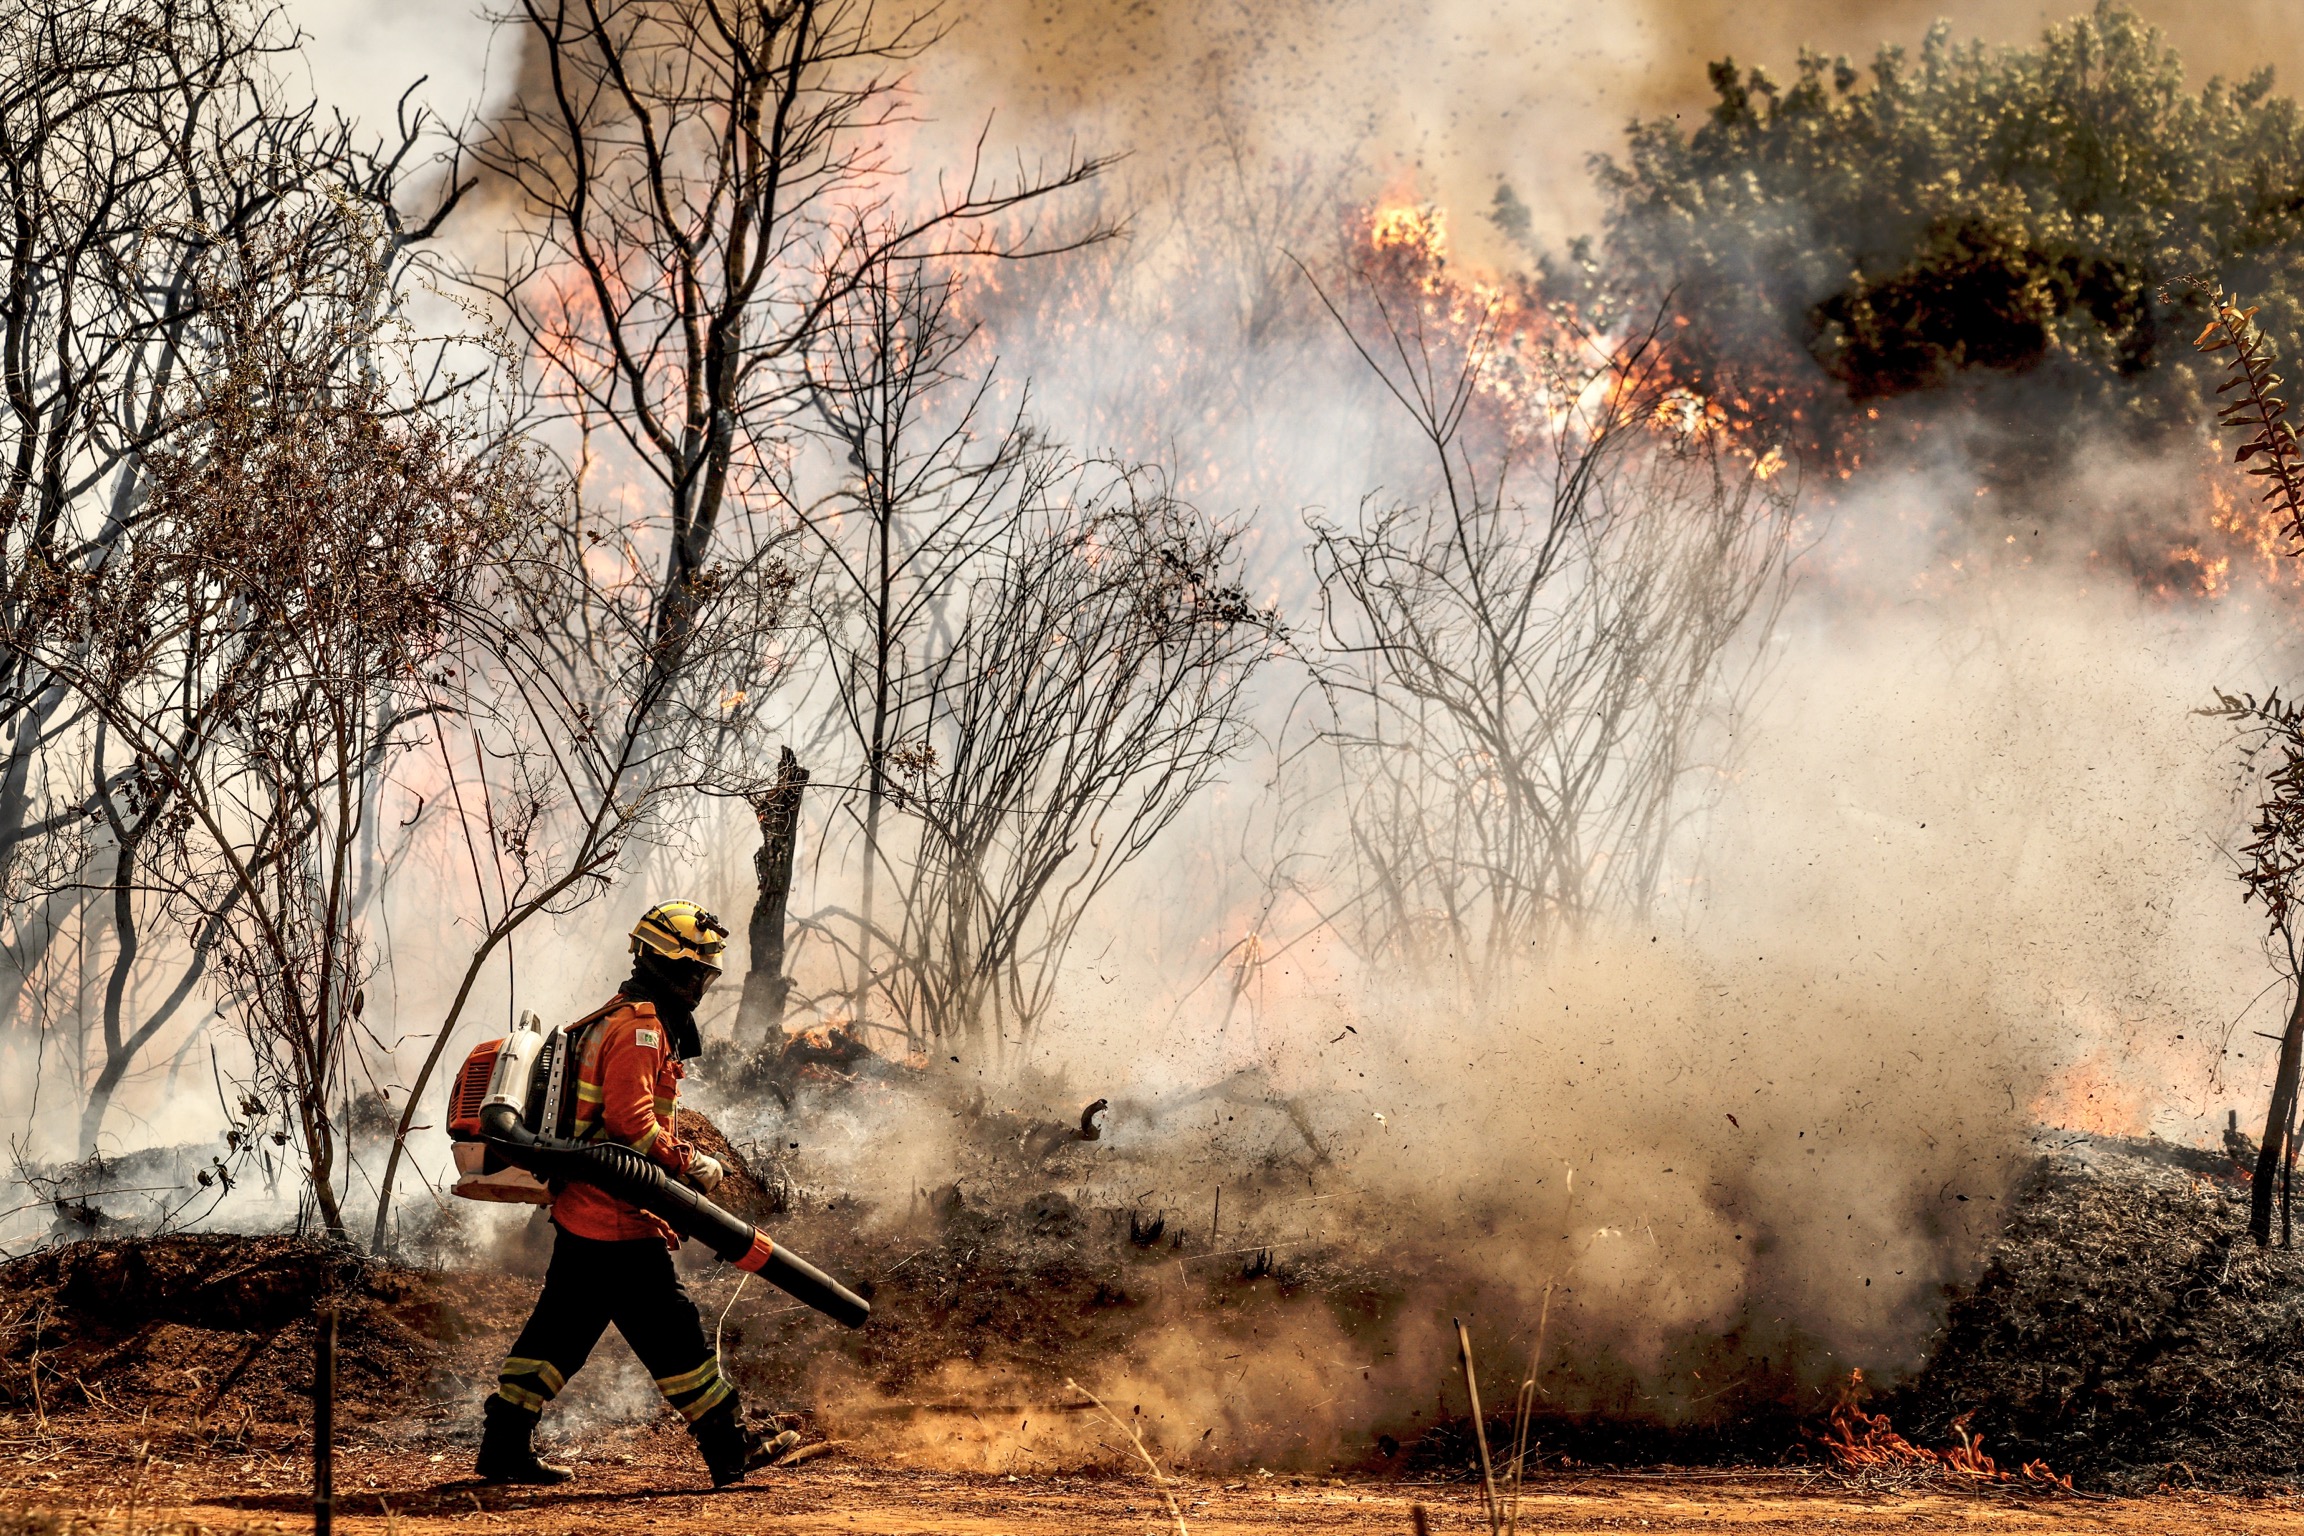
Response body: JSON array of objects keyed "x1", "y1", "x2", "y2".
[{"x1": 449, "y1": 1013, "x2": 871, "y2": 1329}]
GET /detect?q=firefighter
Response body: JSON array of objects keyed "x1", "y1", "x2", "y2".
[{"x1": 477, "y1": 900, "x2": 761, "y2": 1488}]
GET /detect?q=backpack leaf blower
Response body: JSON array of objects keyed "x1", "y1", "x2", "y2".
[{"x1": 447, "y1": 1011, "x2": 870, "y2": 1329}]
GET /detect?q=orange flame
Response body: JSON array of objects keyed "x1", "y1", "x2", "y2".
[
  {"x1": 2029, "y1": 1055, "x2": 2153, "y2": 1139},
  {"x1": 1816, "y1": 1372, "x2": 2072, "y2": 1491},
  {"x1": 1338, "y1": 200, "x2": 1787, "y2": 479}
]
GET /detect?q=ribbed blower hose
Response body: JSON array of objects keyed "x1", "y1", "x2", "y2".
[{"x1": 479, "y1": 1103, "x2": 871, "y2": 1328}]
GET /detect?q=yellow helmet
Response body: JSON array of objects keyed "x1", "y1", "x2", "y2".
[{"x1": 630, "y1": 900, "x2": 729, "y2": 972}]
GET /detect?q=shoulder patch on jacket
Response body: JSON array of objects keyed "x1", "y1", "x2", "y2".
[{"x1": 634, "y1": 1027, "x2": 660, "y2": 1049}]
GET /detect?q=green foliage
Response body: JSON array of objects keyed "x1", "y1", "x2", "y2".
[{"x1": 1583, "y1": 1, "x2": 2304, "y2": 455}]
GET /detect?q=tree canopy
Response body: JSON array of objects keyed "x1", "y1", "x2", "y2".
[{"x1": 1579, "y1": 2, "x2": 2304, "y2": 463}]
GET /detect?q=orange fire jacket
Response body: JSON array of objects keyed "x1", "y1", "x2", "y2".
[{"x1": 549, "y1": 995, "x2": 697, "y2": 1246}]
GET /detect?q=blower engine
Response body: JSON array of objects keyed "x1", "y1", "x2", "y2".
[{"x1": 447, "y1": 1011, "x2": 870, "y2": 1329}]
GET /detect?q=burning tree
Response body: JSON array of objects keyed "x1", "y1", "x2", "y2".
[
  {"x1": 1300, "y1": 209, "x2": 1795, "y2": 1000},
  {"x1": 437, "y1": 0, "x2": 1117, "y2": 1074},
  {"x1": 459, "y1": 0, "x2": 1107, "y2": 660}
]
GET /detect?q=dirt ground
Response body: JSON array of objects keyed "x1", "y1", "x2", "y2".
[{"x1": 5, "y1": 1420, "x2": 2304, "y2": 1536}]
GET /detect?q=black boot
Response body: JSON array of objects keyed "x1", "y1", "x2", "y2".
[
  {"x1": 476, "y1": 1395, "x2": 573, "y2": 1485},
  {"x1": 693, "y1": 1400, "x2": 778, "y2": 1489}
]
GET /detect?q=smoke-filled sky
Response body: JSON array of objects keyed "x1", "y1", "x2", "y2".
[{"x1": 289, "y1": 0, "x2": 2304, "y2": 259}]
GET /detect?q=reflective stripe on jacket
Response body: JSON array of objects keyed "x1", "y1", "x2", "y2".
[{"x1": 549, "y1": 995, "x2": 695, "y2": 1245}]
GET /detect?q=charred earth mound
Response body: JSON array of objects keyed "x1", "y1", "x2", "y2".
[
  {"x1": 0, "y1": 1234, "x2": 521, "y2": 1430},
  {"x1": 1884, "y1": 1133, "x2": 2304, "y2": 1493}
]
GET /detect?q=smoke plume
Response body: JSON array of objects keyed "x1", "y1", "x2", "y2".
[
  {"x1": 10, "y1": 0, "x2": 2299, "y2": 1458},
  {"x1": 911, "y1": 0, "x2": 2304, "y2": 262}
]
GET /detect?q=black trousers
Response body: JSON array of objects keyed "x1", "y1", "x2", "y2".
[{"x1": 496, "y1": 1228, "x2": 732, "y2": 1425}]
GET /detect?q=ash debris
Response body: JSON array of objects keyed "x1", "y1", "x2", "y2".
[{"x1": 1, "y1": 1145, "x2": 276, "y2": 1247}]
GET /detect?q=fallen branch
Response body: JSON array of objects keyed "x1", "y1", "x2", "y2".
[{"x1": 773, "y1": 1439, "x2": 849, "y2": 1468}]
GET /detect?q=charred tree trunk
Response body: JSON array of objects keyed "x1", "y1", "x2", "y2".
[
  {"x1": 737, "y1": 748, "x2": 808, "y2": 1048},
  {"x1": 2253, "y1": 979, "x2": 2304, "y2": 1246}
]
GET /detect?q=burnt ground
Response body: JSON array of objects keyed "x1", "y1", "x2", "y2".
[
  {"x1": 0, "y1": 1124, "x2": 2299, "y2": 1520},
  {"x1": 1878, "y1": 1132, "x2": 2304, "y2": 1493},
  {"x1": 689, "y1": 1122, "x2": 2304, "y2": 1494},
  {"x1": 0, "y1": 1234, "x2": 523, "y2": 1429}
]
